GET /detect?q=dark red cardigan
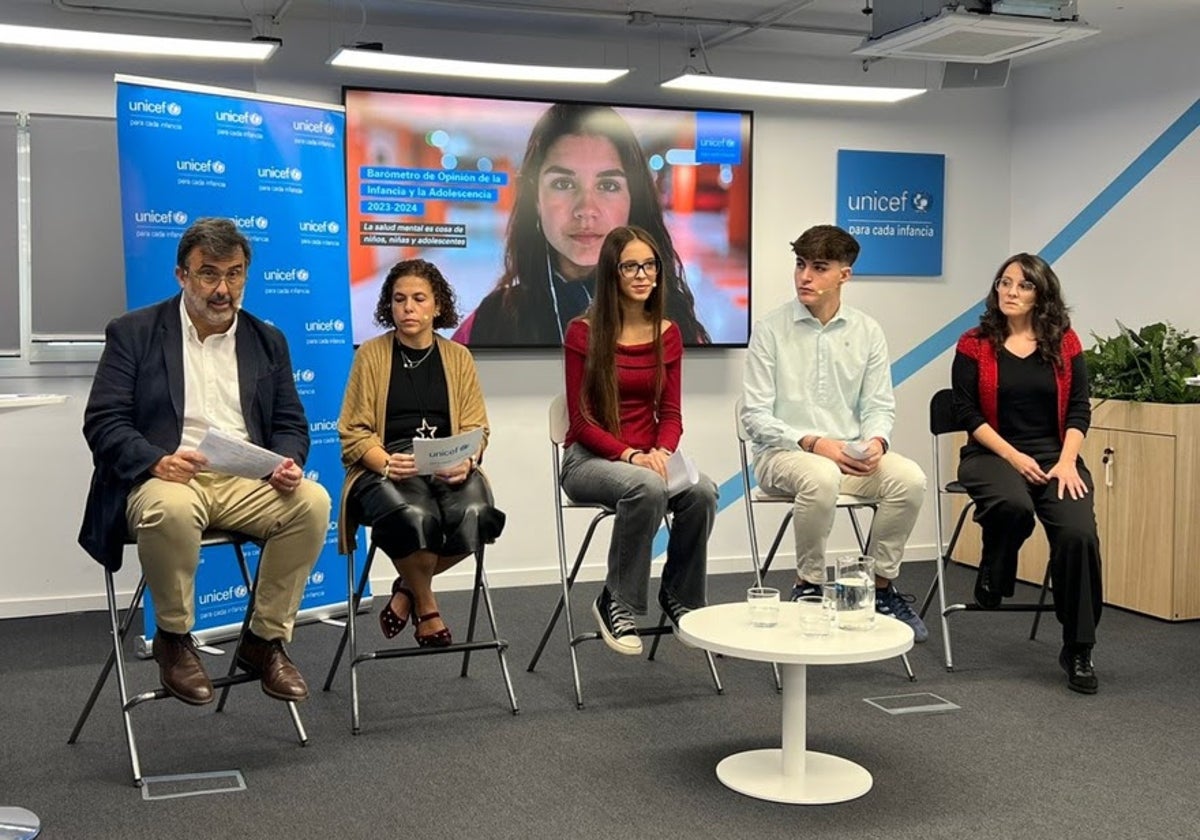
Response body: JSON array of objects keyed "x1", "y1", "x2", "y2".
[{"x1": 956, "y1": 327, "x2": 1083, "y2": 440}]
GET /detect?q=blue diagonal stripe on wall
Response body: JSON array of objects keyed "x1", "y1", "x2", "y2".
[{"x1": 653, "y1": 96, "x2": 1200, "y2": 558}]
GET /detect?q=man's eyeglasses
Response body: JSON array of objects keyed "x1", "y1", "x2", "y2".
[
  {"x1": 617, "y1": 259, "x2": 660, "y2": 279},
  {"x1": 994, "y1": 277, "x2": 1036, "y2": 295},
  {"x1": 185, "y1": 266, "x2": 246, "y2": 289}
]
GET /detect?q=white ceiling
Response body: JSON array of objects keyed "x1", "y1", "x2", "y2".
[{"x1": 12, "y1": 0, "x2": 1200, "y2": 69}]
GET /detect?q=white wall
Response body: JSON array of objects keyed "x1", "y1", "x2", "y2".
[
  {"x1": 0, "y1": 11, "x2": 1015, "y2": 617},
  {"x1": 1009, "y1": 26, "x2": 1200, "y2": 342}
]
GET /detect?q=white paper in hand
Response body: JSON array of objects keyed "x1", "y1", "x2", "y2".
[
  {"x1": 842, "y1": 440, "x2": 872, "y2": 461},
  {"x1": 666, "y1": 449, "x2": 700, "y2": 497},
  {"x1": 197, "y1": 427, "x2": 286, "y2": 479},
  {"x1": 412, "y1": 427, "x2": 485, "y2": 475}
]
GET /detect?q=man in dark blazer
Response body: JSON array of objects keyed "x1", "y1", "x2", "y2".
[{"x1": 80, "y1": 218, "x2": 330, "y2": 705}]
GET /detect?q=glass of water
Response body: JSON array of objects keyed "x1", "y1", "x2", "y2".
[
  {"x1": 746, "y1": 586, "x2": 780, "y2": 627},
  {"x1": 797, "y1": 595, "x2": 831, "y2": 638},
  {"x1": 835, "y1": 555, "x2": 875, "y2": 631}
]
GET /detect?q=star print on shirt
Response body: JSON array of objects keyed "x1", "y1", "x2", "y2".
[{"x1": 415, "y1": 418, "x2": 438, "y2": 439}]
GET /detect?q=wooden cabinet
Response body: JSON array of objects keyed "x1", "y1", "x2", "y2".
[{"x1": 949, "y1": 401, "x2": 1200, "y2": 620}]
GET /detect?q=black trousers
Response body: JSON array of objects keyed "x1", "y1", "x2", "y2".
[{"x1": 957, "y1": 449, "x2": 1102, "y2": 647}]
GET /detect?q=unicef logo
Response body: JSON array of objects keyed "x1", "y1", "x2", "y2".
[
  {"x1": 212, "y1": 160, "x2": 226, "y2": 175},
  {"x1": 334, "y1": 319, "x2": 345, "y2": 331},
  {"x1": 912, "y1": 192, "x2": 931, "y2": 212},
  {"x1": 172, "y1": 211, "x2": 189, "y2": 226},
  {"x1": 255, "y1": 216, "x2": 269, "y2": 230},
  {"x1": 296, "y1": 268, "x2": 310, "y2": 282},
  {"x1": 234, "y1": 584, "x2": 249, "y2": 598},
  {"x1": 249, "y1": 112, "x2": 264, "y2": 126},
  {"x1": 328, "y1": 221, "x2": 340, "y2": 234},
  {"x1": 290, "y1": 167, "x2": 303, "y2": 181},
  {"x1": 310, "y1": 571, "x2": 325, "y2": 585},
  {"x1": 296, "y1": 369, "x2": 316, "y2": 383},
  {"x1": 323, "y1": 122, "x2": 335, "y2": 135},
  {"x1": 304, "y1": 469, "x2": 320, "y2": 481},
  {"x1": 167, "y1": 102, "x2": 182, "y2": 117}
]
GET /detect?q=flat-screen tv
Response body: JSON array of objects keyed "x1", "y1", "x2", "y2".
[{"x1": 344, "y1": 88, "x2": 752, "y2": 348}]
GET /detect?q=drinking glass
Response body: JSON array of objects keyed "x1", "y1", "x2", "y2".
[
  {"x1": 797, "y1": 595, "x2": 831, "y2": 638},
  {"x1": 746, "y1": 586, "x2": 780, "y2": 628}
]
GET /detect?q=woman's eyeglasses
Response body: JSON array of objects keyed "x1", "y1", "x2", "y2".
[
  {"x1": 994, "y1": 277, "x2": 1035, "y2": 295},
  {"x1": 617, "y1": 259, "x2": 660, "y2": 279}
]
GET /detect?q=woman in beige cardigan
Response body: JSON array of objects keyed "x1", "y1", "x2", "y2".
[{"x1": 338, "y1": 259, "x2": 505, "y2": 647}]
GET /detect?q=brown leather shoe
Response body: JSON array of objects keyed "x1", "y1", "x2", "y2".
[
  {"x1": 152, "y1": 629, "x2": 214, "y2": 706},
  {"x1": 234, "y1": 631, "x2": 309, "y2": 701}
]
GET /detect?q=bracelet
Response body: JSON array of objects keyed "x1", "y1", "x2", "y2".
[{"x1": 626, "y1": 450, "x2": 638, "y2": 464}]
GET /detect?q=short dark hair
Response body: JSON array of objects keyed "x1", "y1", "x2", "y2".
[
  {"x1": 373, "y1": 259, "x2": 461, "y2": 331},
  {"x1": 176, "y1": 217, "x2": 251, "y2": 268},
  {"x1": 790, "y1": 225, "x2": 860, "y2": 266}
]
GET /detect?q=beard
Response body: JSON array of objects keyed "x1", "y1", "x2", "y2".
[{"x1": 183, "y1": 285, "x2": 242, "y2": 329}]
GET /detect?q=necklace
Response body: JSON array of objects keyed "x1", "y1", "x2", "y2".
[
  {"x1": 546, "y1": 248, "x2": 592, "y2": 341},
  {"x1": 399, "y1": 341, "x2": 435, "y2": 369}
]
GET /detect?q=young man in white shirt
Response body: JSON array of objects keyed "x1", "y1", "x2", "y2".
[{"x1": 740, "y1": 225, "x2": 928, "y2": 641}]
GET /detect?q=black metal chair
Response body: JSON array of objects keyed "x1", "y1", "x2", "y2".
[
  {"x1": 734, "y1": 397, "x2": 915, "y2": 685},
  {"x1": 67, "y1": 531, "x2": 307, "y2": 787},
  {"x1": 917, "y1": 388, "x2": 1054, "y2": 670},
  {"x1": 525, "y1": 394, "x2": 723, "y2": 709},
  {"x1": 322, "y1": 500, "x2": 519, "y2": 734}
]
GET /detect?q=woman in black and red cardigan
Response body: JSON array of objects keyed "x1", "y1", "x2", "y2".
[{"x1": 951, "y1": 253, "x2": 1102, "y2": 694}]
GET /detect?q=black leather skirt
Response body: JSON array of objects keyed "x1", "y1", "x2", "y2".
[{"x1": 349, "y1": 470, "x2": 505, "y2": 560}]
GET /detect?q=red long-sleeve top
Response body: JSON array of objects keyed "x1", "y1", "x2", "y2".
[{"x1": 563, "y1": 319, "x2": 683, "y2": 459}]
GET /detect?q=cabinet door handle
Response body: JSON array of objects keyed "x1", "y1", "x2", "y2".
[{"x1": 1102, "y1": 446, "x2": 1114, "y2": 487}]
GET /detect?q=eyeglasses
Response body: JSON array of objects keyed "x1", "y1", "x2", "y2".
[
  {"x1": 994, "y1": 277, "x2": 1036, "y2": 295},
  {"x1": 617, "y1": 259, "x2": 660, "y2": 279},
  {"x1": 185, "y1": 266, "x2": 246, "y2": 289}
]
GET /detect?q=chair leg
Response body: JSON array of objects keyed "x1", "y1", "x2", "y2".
[
  {"x1": 474, "y1": 563, "x2": 520, "y2": 715},
  {"x1": 323, "y1": 547, "x2": 372, "y2": 691},
  {"x1": 216, "y1": 541, "x2": 258, "y2": 712},
  {"x1": 1029, "y1": 563, "x2": 1053, "y2": 641},
  {"x1": 107, "y1": 573, "x2": 144, "y2": 786},
  {"x1": 68, "y1": 574, "x2": 146, "y2": 747},
  {"x1": 900, "y1": 653, "x2": 916, "y2": 682},
  {"x1": 459, "y1": 551, "x2": 485, "y2": 677}
]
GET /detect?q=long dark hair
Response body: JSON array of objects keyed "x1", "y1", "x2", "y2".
[
  {"x1": 579, "y1": 226, "x2": 666, "y2": 435},
  {"x1": 491, "y1": 102, "x2": 709, "y2": 343},
  {"x1": 978, "y1": 253, "x2": 1070, "y2": 367}
]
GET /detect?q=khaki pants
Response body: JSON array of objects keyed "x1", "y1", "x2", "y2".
[
  {"x1": 126, "y1": 472, "x2": 331, "y2": 641},
  {"x1": 754, "y1": 449, "x2": 926, "y2": 584}
]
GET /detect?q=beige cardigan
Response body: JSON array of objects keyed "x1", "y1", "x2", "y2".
[{"x1": 337, "y1": 333, "x2": 490, "y2": 554}]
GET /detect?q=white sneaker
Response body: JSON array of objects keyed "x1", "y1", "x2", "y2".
[{"x1": 592, "y1": 588, "x2": 643, "y2": 656}]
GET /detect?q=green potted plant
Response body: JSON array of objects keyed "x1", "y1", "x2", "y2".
[{"x1": 1084, "y1": 320, "x2": 1200, "y2": 404}]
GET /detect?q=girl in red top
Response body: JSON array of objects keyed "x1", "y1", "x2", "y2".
[{"x1": 561, "y1": 226, "x2": 717, "y2": 655}]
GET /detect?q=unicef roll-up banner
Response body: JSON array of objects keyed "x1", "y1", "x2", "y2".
[{"x1": 114, "y1": 75, "x2": 360, "y2": 648}]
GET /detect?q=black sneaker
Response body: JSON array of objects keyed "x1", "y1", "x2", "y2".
[
  {"x1": 592, "y1": 587, "x2": 642, "y2": 656},
  {"x1": 1059, "y1": 645, "x2": 1098, "y2": 694},
  {"x1": 657, "y1": 587, "x2": 693, "y2": 629},
  {"x1": 790, "y1": 581, "x2": 822, "y2": 602}
]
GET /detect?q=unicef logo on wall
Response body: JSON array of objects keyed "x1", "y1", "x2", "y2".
[
  {"x1": 295, "y1": 369, "x2": 316, "y2": 384},
  {"x1": 167, "y1": 102, "x2": 182, "y2": 117},
  {"x1": 263, "y1": 266, "x2": 309, "y2": 283},
  {"x1": 298, "y1": 219, "x2": 341, "y2": 236},
  {"x1": 291, "y1": 118, "x2": 337, "y2": 136},
  {"x1": 231, "y1": 214, "x2": 269, "y2": 232},
  {"x1": 310, "y1": 571, "x2": 325, "y2": 585},
  {"x1": 912, "y1": 192, "x2": 931, "y2": 212},
  {"x1": 172, "y1": 211, "x2": 188, "y2": 226},
  {"x1": 303, "y1": 469, "x2": 320, "y2": 482},
  {"x1": 128, "y1": 99, "x2": 182, "y2": 117},
  {"x1": 257, "y1": 164, "x2": 303, "y2": 182},
  {"x1": 249, "y1": 112, "x2": 263, "y2": 126}
]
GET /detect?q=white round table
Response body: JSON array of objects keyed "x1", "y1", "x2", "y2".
[{"x1": 677, "y1": 602, "x2": 914, "y2": 805}]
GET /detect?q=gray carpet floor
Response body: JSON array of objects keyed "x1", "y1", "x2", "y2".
[{"x1": 2, "y1": 561, "x2": 1197, "y2": 840}]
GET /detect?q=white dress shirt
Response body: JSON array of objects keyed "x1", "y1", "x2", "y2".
[
  {"x1": 741, "y1": 298, "x2": 895, "y2": 457},
  {"x1": 178, "y1": 297, "x2": 249, "y2": 451}
]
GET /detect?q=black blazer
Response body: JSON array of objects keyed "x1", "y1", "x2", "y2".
[{"x1": 79, "y1": 294, "x2": 311, "y2": 570}]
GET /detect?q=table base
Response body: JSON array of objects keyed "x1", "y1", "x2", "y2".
[{"x1": 715, "y1": 749, "x2": 873, "y2": 804}]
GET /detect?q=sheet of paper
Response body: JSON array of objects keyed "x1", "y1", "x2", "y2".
[
  {"x1": 412, "y1": 427, "x2": 485, "y2": 475},
  {"x1": 197, "y1": 427, "x2": 286, "y2": 479},
  {"x1": 666, "y1": 449, "x2": 699, "y2": 497},
  {"x1": 842, "y1": 440, "x2": 872, "y2": 460}
]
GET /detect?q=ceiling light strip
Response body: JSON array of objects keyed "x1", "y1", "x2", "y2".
[
  {"x1": 0, "y1": 23, "x2": 277, "y2": 61},
  {"x1": 662, "y1": 74, "x2": 924, "y2": 104},
  {"x1": 328, "y1": 48, "x2": 627, "y2": 84}
]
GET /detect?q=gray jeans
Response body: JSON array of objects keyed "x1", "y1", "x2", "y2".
[{"x1": 560, "y1": 443, "x2": 716, "y2": 614}]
